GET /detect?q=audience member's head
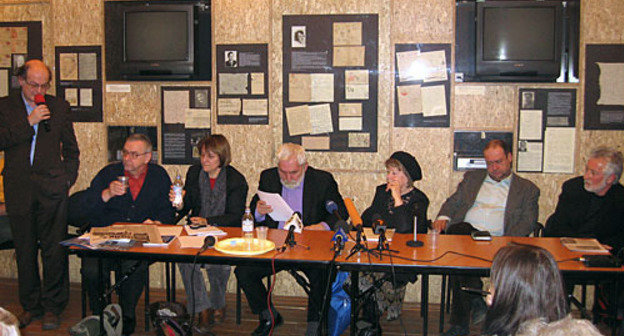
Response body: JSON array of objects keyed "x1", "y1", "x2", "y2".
[
  {"x1": 276, "y1": 143, "x2": 307, "y2": 189},
  {"x1": 0, "y1": 307, "x2": 20, "y2": 336},
  {"x1": 482, "y1": 244, "x2": 568, "y2": 336},
  {"x1": 584, "y1": 146, "x2": 623, "y2": 196},
  {"x1": 483, "y1": 139, "x2": 513, "y2": 182}
]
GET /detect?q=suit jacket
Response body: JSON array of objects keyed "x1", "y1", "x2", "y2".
[
  {"x1": 438, "y1": 170, "x2": 539, "y2": 236},
  {"x1": 544, "y1": 176, "x2": 624, "y2": 253},
  {"x1": 0, "y1": 91, "x2": 79, "y2": 215},
  {"x1": 250, "y1": 166, "x2": 348, "y2": 230},
  {"x1": 88, "y1": 162, "x2": 175, "y2": 227},
  {"x1": 176, "y1": 164, "x2": 248, "y2": 227}
]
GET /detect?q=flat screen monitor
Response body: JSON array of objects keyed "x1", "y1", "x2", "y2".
[{"x1": 476, "y1": 1, "x2": 563, "y2": 81}]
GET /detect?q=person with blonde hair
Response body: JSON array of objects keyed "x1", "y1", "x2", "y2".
[{"x1": 483, "y1": 244, "x2": 602, "y2": 336}]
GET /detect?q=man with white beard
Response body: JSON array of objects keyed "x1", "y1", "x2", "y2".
[{"x1": 544, "y1": 146, "x2": 624, "y2": 254}]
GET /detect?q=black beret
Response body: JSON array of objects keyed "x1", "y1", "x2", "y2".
[{"x1": 390, "y1": 151, "x2": 422, "y2": 182}]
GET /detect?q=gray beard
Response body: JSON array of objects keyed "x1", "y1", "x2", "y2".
[{"x1": 281, "y1": 177, "x2": 303, "y2": 189}]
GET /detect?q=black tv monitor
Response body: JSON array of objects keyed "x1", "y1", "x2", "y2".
[
  {"x1": 475, "y1": 1, "x2": 563, "y2": 82},
  {"x1": 105, "y1": 1, "x2": 211, "y2": 81}
]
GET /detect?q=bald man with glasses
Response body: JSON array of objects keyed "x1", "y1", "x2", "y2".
[{"x1": 0, "y1": 59, "x2": 79, "y2": 330}]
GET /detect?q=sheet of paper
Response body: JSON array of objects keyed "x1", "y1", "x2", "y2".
[
  {"x1": 418, "y1": 50, "x2": 448, "y2": 82},
  {"x1": 178, "y1": 235, "x2": 206, "y2": 249},
  {"x1": 289, "y1": 73, "x2": 311, "y2": 102},
  {"x1": 309, "y1": 104, "x2": 333, "y2": 134},
  {"x1": 543, "y1": 127, "x2": 575, "y2": 173},
  {"x1": 597, "y1": 62, "x2": 624, "y2": 105},
  {"x1": 285, "y1": 105, "x2": 311, "y2": 136},
  {"x1": 333, "y1": 46, "x2": 365, "y2": 67},
  {"x1": 163, "y1": 90, "x2": 189, "y2": 124},
  {"x1": 217, "y1": 98, "x2": 241, "y2": 116},
  {"x1": 242, "y1": 98, "x2": 268, "y2": 116},
  {"x1": 455, "y1": 85, "x2": 486, "y2": 96},
  {"x1": 78, "y1": 53, "x2": 98, "y2": 80},
  {"x1": 59, "y1": 53, "x2": 78, "y2": 81},
  {"x1": 396, "y1": 50, "x2": 420, "y2": 82},
  {"x1": 0, "y1": 69, "x2": 8, "y2": 97},
  {"x1": 157, "y1": 225, "x2": 184, "y2": 237},
  {"x1": 218, "y1": 73, "x2": 248, "y2": 95},
  {"x1": 65, "y1": 88, "x2": 78, "y2": 106},
  {"x1": 339, "y1": 103, "x2": 362, "y2": 116},
  {"x1": 339, "y1": 117, "x2": 362, "y2": 131},
  {"x1": 519, "y1": 109, "x2": 543, "y2": 140},
  {"x1": 345, "y1": 70, "x2": 368, "y2": 100},
  {"x1": 250, "y1": 72, "x2": 265, "y2": 95},
  {"x1": 311, "y1": 74, "x2": 334, "y2": 102},
  {"x1": 301, "y1": 136, "x2": 330, "y2": 150},
  {"x1": 421, "y1": 85, "x2": 447, "y2": 117},
  {"x1": 517, "y1": 142, "x2": 543, "y2": 172},
  {"x1": 348, "y1": 132, "x2": 370, "y2": 148},
  {"x1": 257, "y1": 191, "x2": 294, "y2": 221},
  {"x1": 0, "y1": 27, "x2": 27, "y2": 67},
  {"x1": 185, "y1": 108, "x2": 211, "y2": 128},
  {"x1": 79, "y1": 88, "x2": 93, "y2": 107},
  {"x1": 397, "y1": 84, "x2": 422, "y2": 115},
  {"x1": 333, "y1": 22, "x2": 362, "y2": 46}
]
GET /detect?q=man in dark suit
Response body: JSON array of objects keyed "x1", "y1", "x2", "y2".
[
  {"x1": 545, "y1": 146, "x2": 624, "y2": 256},
  {"x1": 0, "y1": 59, "x2": 80, "y2": 330},
  {"x1": 80, "y1": 133, "x2": 175, "y2": 335},
  {"x1": 235, "y1": 143, "x2": 348, "y2": 336},
  {"x1": 433, "y1": 140, "x2": 540, "y2": 336}
]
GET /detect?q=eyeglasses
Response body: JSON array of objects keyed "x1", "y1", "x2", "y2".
[
  {"x1": 25, "y1": 80, "x2": 50, "y2": 90},
  {"x1": 122, "y1": 149, "x2": 150, "y2": 160}
]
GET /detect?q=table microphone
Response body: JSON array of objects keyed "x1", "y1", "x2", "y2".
[
  {"x1": 198, "y1": 235, "x2": 216, "y2": 253},
  {"x1": 34, "y1": 94, "x2": 50, "y2": 132}
]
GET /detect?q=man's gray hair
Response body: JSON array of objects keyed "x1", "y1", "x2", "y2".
[
  {"x1": 126, "y1": 133, "x2": 153, "y2": 153},
  {"x1": 277, "y1": 143, "x2": 306, "y2": 165},
  {"x1": 590, "y1": 146, "x2": 623, "y2": 184}
]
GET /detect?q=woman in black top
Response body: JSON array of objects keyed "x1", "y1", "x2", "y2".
[{"x1": 360, "y1": 151, "x2": 429, "y2": 322}]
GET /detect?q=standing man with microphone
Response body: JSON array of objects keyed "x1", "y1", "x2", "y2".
[{"x1": 0, "y1": 59, "x2": 80, "y2": 330}]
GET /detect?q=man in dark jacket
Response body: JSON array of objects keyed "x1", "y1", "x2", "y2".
[
  {"x1": 0, "y1": 60, "x2": 79, "y2": 330},
  {"x1": 81, "y1": 133, "x2": 174, "y2": 335},
  {"x1": 235, "y1": 143, "x2": 348, "y2": 336},
  {"x1": 545, "y1": 146, "x2": 624, "y2": 254}
]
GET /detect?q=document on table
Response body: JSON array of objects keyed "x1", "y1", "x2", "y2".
[{"x1": 257, "y1": 191, "x2": 294, "y2": 221}]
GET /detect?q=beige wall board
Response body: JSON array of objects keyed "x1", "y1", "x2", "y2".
[
  {"x1": 583, "y1": 0, "x2": 624, "y2": 43},
  {"x1": 52, "y1": 0, "x2": 102, "y2": 45},
  {"x1": 392, "y1": 0, "x2": 454, "y2": 43},
  {"x1": 104, "y1": 84, "x2": 160, "y2": 124},
  {"x1": 213, "y1": 0, "x2": 271, "y2": 43},
  {"x1": 453, "y1": 85, "x2": 516, "y2": 128}
]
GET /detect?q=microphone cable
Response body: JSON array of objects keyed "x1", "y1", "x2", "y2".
[{"x1": 267, "y1": 248, "x2": 285, "y2": 336}]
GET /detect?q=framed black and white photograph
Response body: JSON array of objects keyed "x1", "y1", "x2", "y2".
[
  {"x1": 224, "y1": 50, "x2": 238, "y2": 67},
  {"x1": 291, "y1": 26, "x2": 306, "y2": 48}
]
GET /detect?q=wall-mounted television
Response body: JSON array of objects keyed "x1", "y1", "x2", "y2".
[
  {"x1": 456, "y1": 0, "x2": 579, "y2": 83},
  {"x1": 105, "y1": 1, "x2": 211, "y2": 81}
]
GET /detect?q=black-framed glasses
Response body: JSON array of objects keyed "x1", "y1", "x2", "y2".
[
  {"x1": 122, "y1": 149, "x2": 150, "y2": 160},
  {"x1": 25, "y1": 80, "x2": 50, "y2": 90}
]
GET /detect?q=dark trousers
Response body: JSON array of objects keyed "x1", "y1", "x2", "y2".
[
  {"x1": 235, "y1": 264, "x2": 329, "y2": 322},
  {"x1": 8, "y1": 193, "x2": 69, "y2": 315},
  {"x1": 446, "y1": 222, "x2": 481, "y2": 327},
  {"x1": 81, "y1": 257, "x2": 148, "y2": 335}
]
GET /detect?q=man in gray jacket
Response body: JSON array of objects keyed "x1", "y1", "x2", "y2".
[{"x1": 433, "y1": 140, "x2": 540, "y2": 336}]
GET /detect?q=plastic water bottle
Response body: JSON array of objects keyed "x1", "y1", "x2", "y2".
[
  {"x1": 172, "y1": 174, "x2": 184, "y2": 208},
  {"x1": 242, "y1": 206, "x2": 254, "y2": 249}
]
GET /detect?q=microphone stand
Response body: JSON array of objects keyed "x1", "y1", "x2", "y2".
[
  {"x1": 346, "y1": 225, "x2": 367, "y2": 260},
  {"x1": 97, "y1": 260, "x2": 141, "y2": 336}
]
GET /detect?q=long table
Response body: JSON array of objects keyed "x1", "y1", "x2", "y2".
[{"x1": 71, "y1": 227, "x2": 624, "y2": 335}]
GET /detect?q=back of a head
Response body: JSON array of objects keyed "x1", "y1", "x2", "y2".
[
  {"x1": 0, "y1": 307, "x2": 20, "y2": 336},
  {"x1": 483, "y1": 245, "x2": 568, "y2": 336}
]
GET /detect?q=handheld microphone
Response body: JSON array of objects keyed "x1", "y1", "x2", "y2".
[
  {"x1": 34, "y1": 94, "x2": 50, "y2": 132},
  {"x1": 344, "y1": 198, "x2": 362, "y2": 227},
  {"x1": 325, "y1": 200, "x2": 344, "y2": 221},
  {"x1": 198, "y1": 235, "x2": 216, "y2": 253}
]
